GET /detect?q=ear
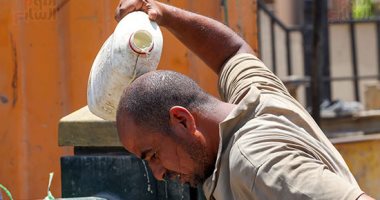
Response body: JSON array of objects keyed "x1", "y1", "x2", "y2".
[{"x1": 168, "y1": 106, "x2": 196, "y2": 135}]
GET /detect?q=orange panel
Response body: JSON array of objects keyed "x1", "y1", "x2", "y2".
[
  {"x1": 334, "y1": 137, "x2": 380, "y2": 199},
  {"x1": 0, "y1": 0, "x2": 257, "y2": 198},
  {"x1": 0, "y1": 0, "x2": 26, "y2": 197}
]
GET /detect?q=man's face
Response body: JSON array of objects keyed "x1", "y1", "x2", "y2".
[{"x1": 117, "y1": 115, "x2": 214, "y2": 187}]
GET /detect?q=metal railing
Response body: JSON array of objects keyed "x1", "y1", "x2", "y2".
[
  {"x1": 327, "y1": 19, "x2": 380, "y2": 102},
  {"x1": 257, "y1": 0, "x2": 380, "y2": 106},
  {"x1": 257, "y1": 0, "x2": 303, "y2": 76}
]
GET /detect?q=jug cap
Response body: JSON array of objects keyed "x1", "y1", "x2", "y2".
[{"x1": 129, "y1": 30, "x2": 154, "y2": 55}]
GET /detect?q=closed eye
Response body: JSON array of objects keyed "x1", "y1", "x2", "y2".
[
  {"x1": 151, "y1": 151, "x2": 159, "y2": 161},
  {"x1": 142, "y1": 150, "x2": 159, "y2": 162}
]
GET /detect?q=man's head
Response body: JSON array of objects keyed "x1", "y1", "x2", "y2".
[{"x1": 116, "y1": 70, "x2": 218, "y2": 186}]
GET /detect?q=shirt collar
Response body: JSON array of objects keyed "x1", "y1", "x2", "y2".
[{"x1": 202, "y1": 86, "x2": 261, "y2": 199}]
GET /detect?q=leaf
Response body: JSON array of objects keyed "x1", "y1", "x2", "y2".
[{"x1": 0, "y1": 184, "x2": 13, "y2": 200}]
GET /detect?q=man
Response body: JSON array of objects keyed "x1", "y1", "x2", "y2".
[{"x1": 115, "y1": 0, "x2": 374, "y2": 199}]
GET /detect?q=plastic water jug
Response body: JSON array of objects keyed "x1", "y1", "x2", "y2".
[{"x1": 87, "y1": 11, "x2": 163, "y2": 120}]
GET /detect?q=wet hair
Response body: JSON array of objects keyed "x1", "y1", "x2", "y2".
[{"x1": 116, "y1": 70, "x2": 215, "y2": 133}]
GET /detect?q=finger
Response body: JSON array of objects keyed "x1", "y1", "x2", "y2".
[
  {"x1": 148, "y1": 9, "x2": 158, "y2": 21},
  {"x1": 115, "y1": 0, "x2": 141, "y2": 22},
  {"x1": 114, "y1": 0, "x2": 124, "y2": 22},
  {"x1": 114, "y1": 7, "x2": 121, "y2": 22},
  {"x1": 144, "y1": 2, "x2": 159, "y2": 21}
]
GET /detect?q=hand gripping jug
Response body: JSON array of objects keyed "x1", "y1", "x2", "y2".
[{"x1": 87, "y1": 11, "x2": 163, "y2": 120}]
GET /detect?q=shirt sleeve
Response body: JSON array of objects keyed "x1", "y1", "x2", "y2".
[
  {"x1": 229, "y1": 136, "x2": 364, "y2": 200},
  {"x1": 218, "y1": 53, "x2": 291, "y2": 104}
]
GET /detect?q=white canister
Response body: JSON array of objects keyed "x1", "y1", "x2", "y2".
[{"x1": 87, "y1": 11, "x2": 163, "y2": 120}]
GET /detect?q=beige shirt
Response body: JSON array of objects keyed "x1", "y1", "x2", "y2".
[{"x1": 202, "y1": 53, "x2": 363, "y2": 200}]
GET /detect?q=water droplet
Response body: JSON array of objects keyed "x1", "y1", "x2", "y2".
[
  {"x1": 178, "y1": 182, "x2": 185, "y2": 200},
  {"x1": 164, "y1": 180, "x2": 168, "y2": 199},
  {"x1": 142, "y1": 160, "x2": 154, "y2": 194}
]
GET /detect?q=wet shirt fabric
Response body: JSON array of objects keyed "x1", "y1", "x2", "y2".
[{"x1": 202, "y1": 53, "x2": 363, "y2": 200}]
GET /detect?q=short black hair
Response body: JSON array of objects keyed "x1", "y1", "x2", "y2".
[{"x1": 116, "y1": 70, "x2": 215, "y2": 133}]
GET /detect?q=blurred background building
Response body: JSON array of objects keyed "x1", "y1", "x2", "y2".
[{"x1": 259, "y1": 0, "x2": 380, "y2": 108}]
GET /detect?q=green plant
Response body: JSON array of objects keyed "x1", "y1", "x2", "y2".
[
  {"x1": 43, "y1": 172, "x2": 55, "y2": 200},
  {"x1": 352, "y1": 0, "x2": 374, "y2": 19},
  {"x1": 0, "y1": 184, "x2": 13, "y2": 200}
]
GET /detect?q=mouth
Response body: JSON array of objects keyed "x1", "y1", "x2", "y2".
[{"x1": 164, "y1": 171, "x2": 180, "y2": 181}]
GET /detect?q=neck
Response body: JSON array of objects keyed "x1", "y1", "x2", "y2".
[{"x1": 195, "y1": 101, "x2": 236, "y2": 159}]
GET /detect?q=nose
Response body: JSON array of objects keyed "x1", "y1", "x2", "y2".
[{"x1": 147, "y1": 159, "x2": 166, "y2": 181}]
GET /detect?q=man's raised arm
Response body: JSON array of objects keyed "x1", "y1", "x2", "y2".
[{"x1": 115, "y1": 0, "x2": 254, "y2": 74}]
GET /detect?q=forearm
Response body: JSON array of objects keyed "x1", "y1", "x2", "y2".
[{"x1": 157, "y1": 2, "x2": 254, "y2": 74}]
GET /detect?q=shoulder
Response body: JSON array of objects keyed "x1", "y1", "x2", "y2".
[{"x1": 219, "y1": 53, "x2": 290, "y2": 104}]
